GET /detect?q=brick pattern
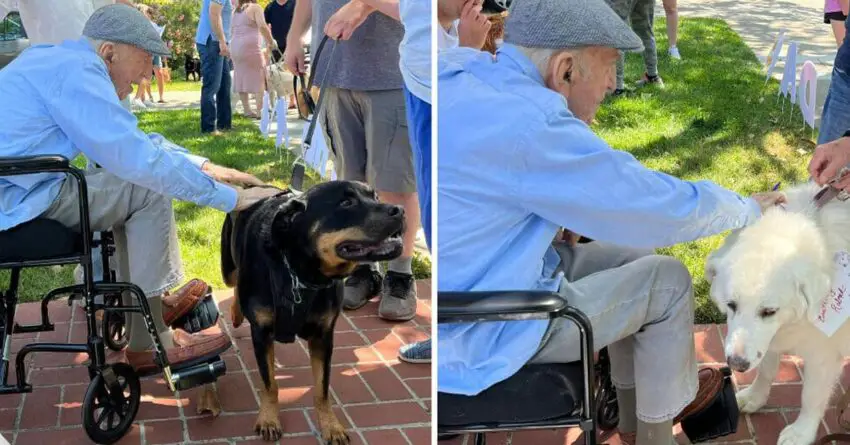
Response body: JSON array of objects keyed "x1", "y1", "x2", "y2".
[
  {"x1": 444, "y1": 324, "x2": 848, "y2": 445},
  {"x1": 0, "y1": 280, "x2": 431, "y2": 444}
]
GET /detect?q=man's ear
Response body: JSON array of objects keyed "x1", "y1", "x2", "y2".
[{"x1": 546, "y1": 51, "x2": 574, "y2": 95}]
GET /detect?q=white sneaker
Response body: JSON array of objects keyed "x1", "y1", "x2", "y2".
[
  {"x1": 669, "y1": 47, "x2": 681, "y2": 60},
  {"x1": 143, "y1": 100, "x2": 155, "y2": 107},
  {"x1": 132, "y1": 98, "x2": 147, "y2": 109}
]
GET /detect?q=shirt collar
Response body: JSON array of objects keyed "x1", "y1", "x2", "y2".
[{"x1": 496, "y1": 43, "x2": 546, "y2": 87}]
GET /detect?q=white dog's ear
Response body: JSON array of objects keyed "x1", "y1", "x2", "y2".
[{"x1": 796, "y1": 266, "x2": 831, "y2": 323}]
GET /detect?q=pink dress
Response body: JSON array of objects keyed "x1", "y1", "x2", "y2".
[{"x1": 231, "y1": 7, "x2": 265, "y2": 94}]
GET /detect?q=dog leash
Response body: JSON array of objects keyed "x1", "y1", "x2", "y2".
[
  {"x1": 290, "y1": 36, "x2": 336, "y2": 192},
  {"x1": 813, "y1": 165, "x2": 850, "y2": 209},
  {"x1": 815, "y1": 390, "x2": 850, "y2": 444}
]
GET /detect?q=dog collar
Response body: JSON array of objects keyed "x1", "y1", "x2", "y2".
[{"x1": 281, "y1": 254, "x2": 333, "y2": 315}]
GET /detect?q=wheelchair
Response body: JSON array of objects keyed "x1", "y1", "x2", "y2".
[
  {"x1": 0, "y1": 155, "x2": 227, "y2": 444},
  {"x1": 437, "y1": 290, "x2": 600, "y2": 445},
  {"x1": 437, "y1": 290, "x2": 740, "y2": 445}
]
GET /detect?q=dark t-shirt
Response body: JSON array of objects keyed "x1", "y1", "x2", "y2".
[{"x1": 264, "y1": 0, "x2": 296, "y2": 52}]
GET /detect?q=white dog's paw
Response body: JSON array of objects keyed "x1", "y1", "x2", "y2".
[
  {"x1": 777, "y1": 422, "x2": 817, "y2": 445},
  {"x1": 735, "y1": 386, "x2": 769, "y2": 413}
]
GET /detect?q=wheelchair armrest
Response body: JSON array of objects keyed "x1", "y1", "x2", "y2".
[
  {"x1": 438, "y1": 290, "x2": 568, "y2": 323},
  {"x1": 0, "y1": 155, "x2": 72, "y2": 176}
]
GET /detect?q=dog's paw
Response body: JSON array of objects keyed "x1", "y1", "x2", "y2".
[
  {"x1": 254, "y1": 411, "x2": 283, "y2": 442},
  {"x1": 735, "y1": 386, "x2": 769, "y2": 413},
  {"x1": 320, "y1": 421, "x2": 350, "y2": 445},
  {"x1": 778, "y1": 422, "x2": 817, "y2": 445}
]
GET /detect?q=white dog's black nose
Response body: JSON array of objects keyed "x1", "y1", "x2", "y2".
[{"x1": 727, "y1": 355, "x2": 750, "y2": 372}]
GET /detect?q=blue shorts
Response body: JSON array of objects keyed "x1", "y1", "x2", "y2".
[{"x1": 403, "y1": 85, "x2": 431, "y2": 250}]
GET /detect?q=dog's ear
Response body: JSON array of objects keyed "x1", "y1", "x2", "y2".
[
  {"x1": 272, "y1": 198, "x2": 307, "y2": 235},
  {"x1": 795, "y1": 261, "x2": 831, "y2": 323}
]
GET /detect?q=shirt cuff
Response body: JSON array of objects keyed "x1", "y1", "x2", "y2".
[
  {"x1": 742, "y1": 197, "x2": 762, "y2": 226},
  {"x1": 211, "y1": 182, "x2": 239, "y2": 212},
  {"x1": 184, "y1": 153, "x2": 209, "y2": 170}
]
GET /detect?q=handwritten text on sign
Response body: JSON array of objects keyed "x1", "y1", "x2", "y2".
[{"x1": 814, "y1": 251, "x2": 850, "y2": 337}]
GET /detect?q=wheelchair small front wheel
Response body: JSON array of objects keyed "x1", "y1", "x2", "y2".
[
  {"x1": 83, "y1": 363, "x2": 141, "y2": 444},
  {"x1": 103, "y1": 295, "x2": 128, "y2": 352}
]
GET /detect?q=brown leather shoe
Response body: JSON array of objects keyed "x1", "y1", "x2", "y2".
[
  {"x1": 674, "y1": 367, "x2": 724, "y2": 423},
  {"x1": 125, "y1": 326, "x2": 231, "y2": 376},
  {"x1": 162, "y1": 279, "x2": 209, "y2": 326}
]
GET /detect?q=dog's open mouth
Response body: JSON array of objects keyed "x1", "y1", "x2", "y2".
[{"x1": 336, "y1": 230, "x2": 403, "y2": 260}]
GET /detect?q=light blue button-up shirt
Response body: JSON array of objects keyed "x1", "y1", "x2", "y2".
[
  {"x1": 437, "y1": 44, "x2": 762, "y2": 396},
  {"x1": 196, "y1": 0, "x2": 233, "y2": 45},
  {"x1": 0, "y1": 38, "x2": 237, "y2": 231},
  {"x1": 398, "y1": 0, "x2": 431, "y2": 103}
]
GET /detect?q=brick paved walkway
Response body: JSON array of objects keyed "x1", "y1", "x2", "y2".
[
  {"x1": 444, "y1": 324, "x2": 849, "y2": 444},
  {"x1": 0, "y1": 280, "x2": 431, "y2": 445}
]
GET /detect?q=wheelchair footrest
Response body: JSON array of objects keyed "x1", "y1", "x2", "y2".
[
  {"x1": 0, "y1": 384, "x2": 31, "y2": 395},
  {"x1": 681, "y1": 367, "x2": 740, "y2": 443},
  {"x1": 169, "y1": 357, "x2": 226, "y2": 391},
  {"x1": 13, "y1": 322, "x2": 54, "y2": 334}
]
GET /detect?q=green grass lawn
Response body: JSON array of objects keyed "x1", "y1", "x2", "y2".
[
  {"x1": 596, "y1": 18, "x2": 815, "y2": 323},
  {"x1": 4, "y1": 110, "x2": 430, "y2": 302}
]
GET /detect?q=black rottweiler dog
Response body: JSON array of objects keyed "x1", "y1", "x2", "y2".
[
  {"x1": 221, "y1": 181, "x2": 404, "y2": 443},
  {"x1": 184, "y1": 54, "x2": 201, "y2": 81}
]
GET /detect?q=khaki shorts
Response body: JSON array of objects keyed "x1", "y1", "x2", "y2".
[{"x1": 319, "y1": 87, "x2": 416, "y2": 194}]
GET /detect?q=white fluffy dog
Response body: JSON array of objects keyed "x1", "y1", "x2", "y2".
[
  {"x1": 705, "y1": 182, "x2": 850, "y2": 445},
  {"x1": 265, "y1": 61, "x2": 295, "y2": 112}
]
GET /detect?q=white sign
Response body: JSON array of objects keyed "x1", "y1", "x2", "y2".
[
  {"x1": 765, "y1": 30, "x2": 786, "y2": 81},
  {"x1": 275, "y1": 97, "x2": 289, "y2": 148},
  {"x1": 779, "y1": 41, "x2": 798, "y2": 104},
  {"x1": 260, "y1": 91, "x2": 271, "y2": 136},
  {"x1": 814, "y1": 251, "x2": 850, "y2": 337},
  {"x1": 798, "y1": 60, "x2": 818, "y2": 129},
  {"x1": 300, "y1": 119, "x2": 336, "y2": 180}
]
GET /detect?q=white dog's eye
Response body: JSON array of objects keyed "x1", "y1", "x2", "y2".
[
  {"x1": 727, "y1": 301, "x2": 737, "y2": 313},
  {"x1": 759, "y1": 308, "x2": 778, "y2": 318}
]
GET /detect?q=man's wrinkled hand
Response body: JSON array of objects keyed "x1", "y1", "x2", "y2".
[
  {"x1": 751, "y1": 191, "x2": 787, "y2": 213},
  {"x1": 203, "y1": 163, "x2": 264, "y2": 187},
  {"x1": 810, "y1": 136, "x2": 850, "y2": 189},
  {"x1": 458, "y1": 0, "x2": 491, "y2": 50},
  {"x1": 233, "y1": 186, "x2": 282, "y2": 211},
  {"x1": 324, "y1": 0, "x2": 374, "y2": 41}
]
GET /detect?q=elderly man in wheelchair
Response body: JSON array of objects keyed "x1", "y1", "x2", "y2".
[
  {"x1": 0, "y1": 5, "x2": 280, "y2": 442},
  {"x1": 435, "y1": 1, "x2": 787, "y2": 444}
]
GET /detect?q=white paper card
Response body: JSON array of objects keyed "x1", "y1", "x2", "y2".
[{"x1": 813, "y1": 250, "x2": 850, "y2": 337}]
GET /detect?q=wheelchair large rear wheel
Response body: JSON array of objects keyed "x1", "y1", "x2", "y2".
[{"x1": 83, "y1": 363, "x2": 140, "y2": 444}]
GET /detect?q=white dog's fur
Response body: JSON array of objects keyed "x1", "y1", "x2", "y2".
[
  {"x1": 706, "y1": 182, "x2": 850, "y2": 445},
  {"x1": 265, "y1": 61, "x2": 295, "y2": 111}
]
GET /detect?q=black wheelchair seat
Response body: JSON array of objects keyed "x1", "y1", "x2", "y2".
[
  {"x1": 439, "y1": 362, "x2": 584, "y2": 428},
  {"x1": 0, "y1": 218, "x2": 81, "y2": 265}
]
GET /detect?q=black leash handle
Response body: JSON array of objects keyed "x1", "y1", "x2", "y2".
[{"x1": 290, "y1": 36, "x2": 336, "y2": 191}]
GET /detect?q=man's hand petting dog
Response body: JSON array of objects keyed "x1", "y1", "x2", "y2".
[
  {"x1": 810, "y1": 136, "x2": 850, "y2": 190},
  {"x1": 233, "y1": 186, "x2": 283, "y2": 212},
  {"x1": 202, "y1": 163, "x2": 264, "y2": 187},
  {"x1": 751, "y1": 191, "x2": 787, "y2": 213},
  {"x1": 458, "y1": 0, "x2": 491, "y2": 50}
]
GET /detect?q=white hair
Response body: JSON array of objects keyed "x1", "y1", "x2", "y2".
[
  {"x1": 515, "y1": 45, "x2": 591, "y2": 79},
  {"x1": 86, "y1": 37, "x2": 109, "y2": 52}
]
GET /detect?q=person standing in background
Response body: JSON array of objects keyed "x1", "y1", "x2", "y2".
[
  {"x1": 607, "y1": 0, "x2": 664, "y2": 95},
  {"x1": 286, "y1": 0, "x2": 421, "y2": 322},
  {"x1": 196, "y1": 0, "x2": 234, "y2": 134},
  {"x1": 231, "y1": 0, "x2": 278, "y2": 118},
  {"x1": 662, "y1": 0, "x2": 680, "y2": 59},
  {"x1": 264, "y1": 0, "x2": 295, "y2": 62},
  {"x1": 825, "y1": 0, "x2": 849, "y2": 47}
]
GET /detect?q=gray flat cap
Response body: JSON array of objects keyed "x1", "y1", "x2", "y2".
[
  {"x1": 83, "y1": 3, "x2": 171, "y2": 56},
  {"x1": 504, "y1": 0, "x2": 644, "y2": 52}
]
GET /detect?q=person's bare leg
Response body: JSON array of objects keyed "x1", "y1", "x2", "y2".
[
  {"x1": 254, "y1": 91, "x2": 264, "y2": 117},
  {"x1": 154, "y1": 68, "x2": 165, "y2": 102},
  {"x1": 832, "y1": 20, "x2": 846, "y2": 47},
  {"x1": 662, "y1": 0, "x2": 678, "y2": 48},
  {"x1": 239, "y1": 93, "x2": 253, "y2": 116},
  {"x1": 378, "y1": 191, "x2": 420, "y2": 261}
]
